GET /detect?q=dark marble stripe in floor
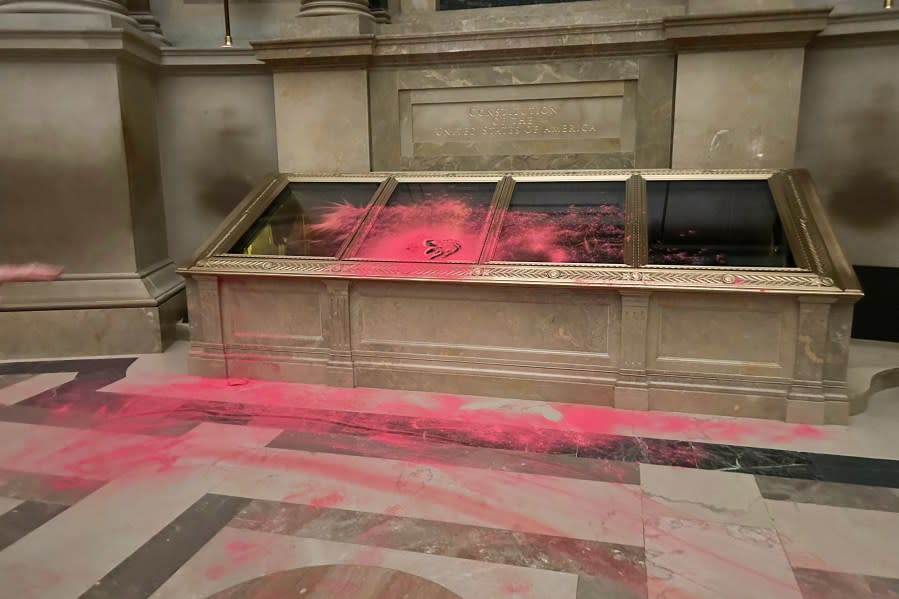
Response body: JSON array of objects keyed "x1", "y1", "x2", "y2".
[
  {"x1": 0, "y1": 469, "x2": 106, "y2": 506},
  {"x1": 79, "y1": 493, "x2": 249, "y2": 599},
  {"x1": 793, "y1": 568, "x2": 899, "y2": 599},
  {"x1": 0, "y1": 500, "x2": 68, "y2": 551},
  {"x1": 268, "y1": 429, "x2": 640, "y2": 484},
  {"x1": 577, "y1": 573, "x2": 648, "y2": 599},
  {"x1": 228, "y1": 497, "x2": 647, "y2": 598},
  {"x1": 755, "y1": 475, "x2": 899, "y2": 513},
  {"x1": 0, "y1": 374, "x2": 33, "y2": 390},
  {"x1": 0, "y1": 403, "x2": 200, "y2": 437},
  {"x1": 0, "y1": 357, "x2": 135, "y2": 378}
]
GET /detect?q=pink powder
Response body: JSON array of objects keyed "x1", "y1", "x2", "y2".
[
  {"x1": 309, "y1": 491, "x2": 345, "y2": 508},
  {"x1": 352, "y1": 196, "x2": 491, "y2": 262},
  {"x1": 492, "y1": 204, "x2": 625, "y2": 264},
  {"x1": 205, "y1": 564, "x2": 227, "y2": 580}
]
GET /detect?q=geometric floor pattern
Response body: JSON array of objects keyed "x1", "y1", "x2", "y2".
[{"x1": 1, "y1": 341, "x2": 898, "y2": 599}]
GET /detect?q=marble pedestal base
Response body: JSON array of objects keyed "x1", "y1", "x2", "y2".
[
  {"x1": 0, "y1": 291, "x2": 184, "y2": 358},
  {"x1": 0, "y1": 14, "x2": 181, "y2": 358}
]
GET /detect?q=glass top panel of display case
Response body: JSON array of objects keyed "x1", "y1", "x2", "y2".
[
  {"x1": 646, "y1": 179, "x2": 794, "y2": 268},
  {"x1": 489, "y1": 180, "x2": 627, "y2": 264},
  {"x1": 230, "y1": 181, "x2": 380, "y2": 257},
  {"x1": 350, "y1": 181, "x2": 497, "y2": 263}
]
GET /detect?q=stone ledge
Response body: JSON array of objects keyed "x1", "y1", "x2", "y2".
[
  {"x1": 252, "y1": 7, "x2": 839, "y2": 69},
  {"x1": 159, "y1": 47, "x2": 268, "y2": 74},
  {"x1": 0, "y1": 291, "x2": 185, "y2": 358},
  {"x1": 0, "y1": 260, "x2": 184, "y2": 311},
  {"x1": 252, "y1": 21, "x2": 669, "y2": 69},
  {"x1": 253, "y1": 34, "x2": 375, "y2": 69},
  {"x1": 663, "y1": 7, "x2": 832, "y2": 51},
  {"x1": 0, "y1": 12, "x2": 160, "y2": 63},
  {"x1": 813, "y1": 8, "x2": 899, "y2": 47}
]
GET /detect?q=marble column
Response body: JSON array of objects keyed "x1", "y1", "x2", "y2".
[
  {"x1": 0, "y1": 0, "x2": 135, "y2": 23},
  {"x1": 298, "y1": 0, "x2": 373, "y2": 18},
  {"x1": 295, "y1": 0, "x2": 377, "y2": 36},
  {"x1": 126, "y1": 0, "x2": 167, "y2": 44}
]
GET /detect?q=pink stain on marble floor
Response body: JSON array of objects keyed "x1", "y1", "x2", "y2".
[
  {"x1": 0, "y1": 369, "x2": 845, "y2": 599},
  {"x1": 107, "y1": 373, "x2": 833, "y2": 448}
]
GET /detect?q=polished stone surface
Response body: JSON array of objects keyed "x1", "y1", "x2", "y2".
[
  {"x1": 645, "y1": 516, "x2": 801, "y2": 599},
  {"x1": 640, "y1": 464, "x2": 772, "y2": 527},
  {"x1": 671, "y1": 47, "x2": 805, "y2": 169},
  {"x1": 273, "y1": 69, "x2": 371, "y2": 173},
  {"x1": 0, "y1": 341, "x2": 896, "y2": 598}
]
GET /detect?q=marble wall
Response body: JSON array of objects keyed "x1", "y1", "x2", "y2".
[
  {"x1": 671, "y1": 48, "x2": 806, "y2": 169},
  {"x1": 274, "y1": 69, "x2": 371, "y2": 173},
  {"x1": 795, "y1": 42, "x2": 899, "y2": 269},
  {"x1": 157, "y1": 71, "x2": 279, "y2": 266}
]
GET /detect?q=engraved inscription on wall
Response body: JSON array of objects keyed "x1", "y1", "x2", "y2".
[
  {"x1": 429, "y1": 102, "x2": 604, "y2": 140},
  {"x1": 401, "y1": 81, "x2": 635, "y2": 158}
]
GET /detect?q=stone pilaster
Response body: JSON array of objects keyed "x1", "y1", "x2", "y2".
[
  {"x1": 786, "y1": 296, "x2": 836, "y2": 423},
  {"x1": 323, "y1": 280, "x2": 354, "y2": 387},
  {"x1": 614, "y1": 291, "x2": 651, "y2": 411},
  {"x1": 187, "y1": 276, "x2": 227, "y2": 378}
]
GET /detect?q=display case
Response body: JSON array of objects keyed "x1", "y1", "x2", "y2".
[{"x1": 180, "y1": 170, "x2": 862, "y2": 424}]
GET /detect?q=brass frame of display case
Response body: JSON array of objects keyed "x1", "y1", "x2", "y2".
[{"x1": 181, "y1": 169, "x2": 861, "y2": 297}]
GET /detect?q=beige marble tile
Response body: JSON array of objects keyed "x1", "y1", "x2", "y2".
[
  {"x1": 0, "y1": 465, "x2": 225, "y2": 599},
  {"x1": 0, "y1": 372, "x2": 77, "y2": 406},
  {"x1": 0, "y1": 421, "x2": 178, "y2": 480},
  {"x1": 123, "y1": 341, "x2": 190, "y2": 377},
  {"x1": 641, "y1": 465, "x2": 772, "y2": 528},
  {"x1": 766, "y1": 500, "x2": 899, "y2": 578},
  {"x1": 0, "y1": 496, "x2": 23, "y2": 516},
  {"x1": 179, "y1": 423, "x2": 284, "y2": 454},
  {"x1": 150, "y1": 526, "x2": 578, "y2": 599},
  {"x1": 212, "y1": 446, "x2": 644, "y2": 546},
  {"x1": 645, "y1": 516, "x2": 801, "y2": 599},
  {"x1": 0, "y1": 421, "x2": 278, "y2": 482},
  {"x1": 0, "y1": 374, "x2": 33, "y2": 389}
]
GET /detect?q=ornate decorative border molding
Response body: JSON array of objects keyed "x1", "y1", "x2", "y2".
[{"x1": 195, "y1": 256, "x2": 840, "y2": 293}]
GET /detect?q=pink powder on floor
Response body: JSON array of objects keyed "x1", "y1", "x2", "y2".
[{"x1": 309, "y1": 491, "x2": 345, "y2": 508}]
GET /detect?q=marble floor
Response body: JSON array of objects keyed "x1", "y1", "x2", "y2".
[{"x1": 0, "y1": 340, "x2": 897, "y2": 599}]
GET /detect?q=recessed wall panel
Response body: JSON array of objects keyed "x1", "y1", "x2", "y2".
[
  {"x1": 352, "y1": 283, "x2": 614, "y2": 363},
  {"x1": 221, "y1": 279, "x2": 324, "y2": 348},
  {"x1": 648, "y1": 295, "x2": 796, "y2": 377}
]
